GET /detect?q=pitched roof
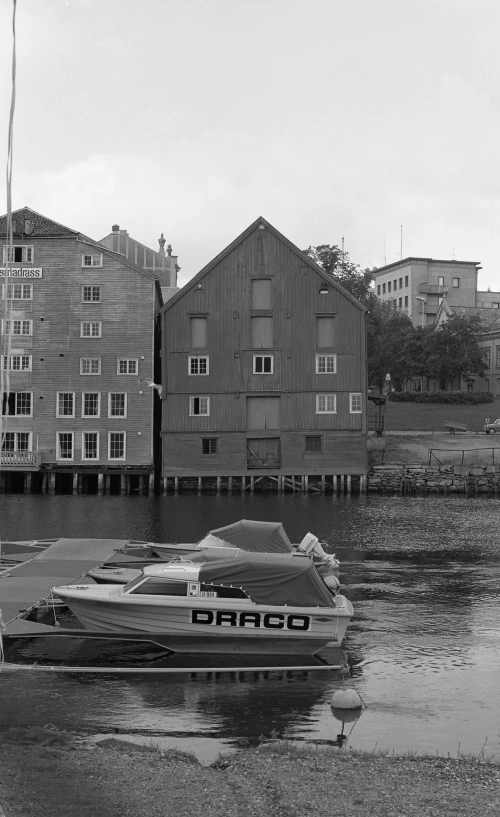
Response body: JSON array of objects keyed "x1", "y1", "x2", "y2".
[
  {"x1": 161, "y1": 216, "x2": 366, "y2": 313},
  {"x1": 0, "y1": 206, "x2": 79, "y2": 237},
  {"x1": 449, "y1": 305, "x2": 500, "y2": 333}
]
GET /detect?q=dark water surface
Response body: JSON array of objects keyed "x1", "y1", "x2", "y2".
[{"x1": 1, "y1": 493, "x2": 500, "y2": 760}]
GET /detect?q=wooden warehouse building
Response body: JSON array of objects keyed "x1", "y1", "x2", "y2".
[
  {"x1": 0, "y1": 207, "x2": 166, "y2": 495},
  {"x1": 159, "y1": 216, "x2": 368, "y2": 494}
]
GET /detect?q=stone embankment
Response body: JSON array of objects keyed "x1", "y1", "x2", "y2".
[{"x1": 368, "y1": 464, "x2": 500, "y2": 494}]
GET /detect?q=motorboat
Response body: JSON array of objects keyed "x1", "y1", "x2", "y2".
[{"x1": 53, "y1": 549, "x2": 353, "y2": 656}]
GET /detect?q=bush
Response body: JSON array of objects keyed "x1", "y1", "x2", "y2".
[{"x1": 388, "y1": 390, "x2": 494, "y2": 404}]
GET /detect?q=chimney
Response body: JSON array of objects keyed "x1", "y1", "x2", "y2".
[{"x1": 112, "y1": 224, "x2": 120, "y2": 233}]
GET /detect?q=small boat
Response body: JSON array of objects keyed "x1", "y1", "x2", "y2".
[{"x1": 54, "y1": 549, "x2": 353, "y2": 656}]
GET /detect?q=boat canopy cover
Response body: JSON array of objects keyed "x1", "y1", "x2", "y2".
[
  {"x1": 208, "y1": 520, "x2": 293, "y2": 553},
  {"x1": 190, "y1": 550, "x2": 335, "y2": 608}
]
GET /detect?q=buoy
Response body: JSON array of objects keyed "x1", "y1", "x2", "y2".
[
  {"x1": 330, "y1": 688, "x2": 363, "y2": 710},
  {"x1": 331, "y1": 707, "x2": 362, "y2": 724}
]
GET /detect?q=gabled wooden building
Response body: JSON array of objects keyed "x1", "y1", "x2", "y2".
[
  {"x1": 1, "y1": 207, "x2": 163, "y2": 494},
  {"x1": 160, "y1": 217, "x2": 368, "y2": 492}
]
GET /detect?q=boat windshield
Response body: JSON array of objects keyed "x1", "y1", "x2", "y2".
[{"x1": 126, "y1": 578, "x2": 188, "y2": 596}]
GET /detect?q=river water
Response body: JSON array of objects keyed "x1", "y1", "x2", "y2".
[{"x1": 1, "y1": 493, "x2": 499, "y2": 762}]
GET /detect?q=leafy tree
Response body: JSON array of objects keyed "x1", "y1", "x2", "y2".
[
  {"x1": 303, "y1": 244, "x2": 375, "y2": 304},
  {"x1": 422, "y1": 314, "x2": 486, "y2": 389},
  {"x1": 366, "y1": 300, "x2": 416, "y2": 390}
]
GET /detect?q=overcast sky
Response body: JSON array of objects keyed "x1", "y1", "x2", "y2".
[{"x1": 1, "y1": 0, "x2": 500, "y2": 290}]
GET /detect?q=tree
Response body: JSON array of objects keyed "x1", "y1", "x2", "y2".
[
  {"x1": 303, "y1": 244, "x2": 375, "y2": 304},
  {"x1": 366, "y1": 300, "x2": 416, "y2": 390},
  {"x1": 422, "y1": 314, "x2": 486, "y2": 389}
]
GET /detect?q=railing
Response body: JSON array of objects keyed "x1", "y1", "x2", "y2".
[
  {"x1": 0, "y1": 451, "x2": 41, "y2": 468},
  {"x1": 429, "y1": 448, "x2": 497, "y2": 467}
]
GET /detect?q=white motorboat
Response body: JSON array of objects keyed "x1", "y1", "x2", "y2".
[{"x1": 54, "y1": 549, "x2": 353, "y2": 656}]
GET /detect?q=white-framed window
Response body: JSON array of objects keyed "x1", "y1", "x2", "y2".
[
  {"x1": 315, "y1": 354, "x2": 337, "y2": 374},
  {"x1": 452, "y1": 278, "x2": 460, "y2": 288},
  {"x1": 1, "y1": 283, "x2": 32, "y2": 300},
  {"x1": 108, "y1": 431, "x2": 126, "y2": 460},
  {"x1": 189, "y1": 355, "x2": 209, "y2": 376},
  {"x1": 1, "y1": 431, "x2": 31, "y2": 452},
  {"x1": 57, "y1": 392, "x2": 75, "y2": 418},
  {"x1": 117, "y1": 358, "x2": 138, "y2": 375},
  {"x1": 81, "y1": 321, "x2": 102, "y2": 338},
  {"x1": 1, "y1": 319, "x2": 32, "y2": 336},
  {"x1": 80, "y1": 357, "x2": 101, "y2": 375},
  {"x1": 108, "y1": 392, "x2": 127, "y2": 417},
  {"x1": 189, "y1": 396, "x2": 210, "y2": 416},
  {"x1": 82, "y1": 253, "x2": 103, "y2": 267},
  {"x1": 350, "y1": 393, "x2": 363, "y2": 413},
  {"x1": 253, "y1": 354, "x2": 273, "y2": 374},
  {"x1": 82, "y1": 285, "x2": 102, "y2": 302},
  {"x1": 2, "y1": 355, "x2": 32, "y2": 372},
  {"x1": 57, "y1": 432, "x2": 74, "y2": 460},
  {"x1": 1, "y1": 392, "x2": 33, "y2": 417},
  {"x1": 316, "y1": 393, "x2": 337, "y2": 414},
  {"x1": 82, "y1": 432, "x2": 99, "y2": 460},
  {"x1": 82, "y1": 392, "x2": 100, "y2": 418},
  {"x1": 2, "y1": 245, "x2": 33, "y2": 263}
]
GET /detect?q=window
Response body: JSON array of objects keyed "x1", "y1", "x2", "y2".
[
  {"x1": 2, "y1": 319, "x2": 32, "y2": 336},
  {"x1": 382, "y1": 283, "x2": 386, "y2": 294},
  {"x1": 316, "y1": 316, "x2": 335, "y2": 348},
  {"x1": 305, "y1": 435, "x2": 322, "y2": 453},
  {"x1": 350, "y1": 393, "x2": 363, "y2": 413},
  {"x1": 108, "y1": 432, "x2": 126, "y2": 460},
  {"x1": 493, "y1": 303, "x2": 500, "y2": 309},
  {"x1": 251, "y1": 278, "x2": 272, "y2": 310},
  {"x1": 190, "y1": 316, "x2": 208, "y2": 348},
  {"x1": 398, "y1": 298, "x2": 402, "y2": 308},
  {"x1": 452, "y1": 278, "x2": 460, "y2": 288},
  {"x1": 393, "y1": 279, "x2": 397, "y2": 290},
  {"x1": 399, "y1": 278, "x2": 403, "y2": 289},
  {"x1": 202, "y1": 438, "x2": 217, "y2": 454},
  {"x1": 82, "y1": 392, "x2": 100, "y2": 417},
  {"x1": 484, "y1": 349, "x2": 491, "y2": 368},
  {"x1": 81, "y1": 321, "x2": 102, "y2": 338},
  {"x1": 315, "y1": 354, "x2": 337, "y2": 374},
  {"x1": 82, "y1": 432, "x2": 99, "y2": 460},
  {"x1": 404, "y1": 296, "x2": 408, "y2": 308},
  {"x1": 251, "y1": 316, "x2": 273, "y2": 348},
  {"x1": 316, "y1": 394, "x2": 336, "y2": 414},
  {"x1": 189, "y1": 355, "x2": 209, "y2": 375},
  {"x1": 57, "y1": 432, "x2": 74, "y2": 460},
  {"x1": 82, "y1": 253, "x2": 102, "y2": 267},
  {"x1": 377, "y1": 285, "x2": 380, "y2": 295},
  {"x1": 80, "y1": 357, "x2": 101, "y2": 375},
  {"x1": 82, "y1": 286, "x2": 102, "y2": 302},
  {"x1": 2, "y1": 392, "x2": 32, "y2": 416},
  {"x1": 2, "y1": 432, "x2": 31, "y2": 452},
  {"x1": 387, "y1": 281, "x2": 392, "y2": 293},
  {"x1": 189, "y1": 396, "x2": 210, "y2": 416},
  {"x1": 2, "y1": 245, "x2": 33, "y2": 263},
  {"x1": 1, "y1": 283, "x2": 32, "y2": 300},
  {"x1": 117, "y1": 358, "x2": 138, "y2": 375},
  {"x1": 2, "y1": 355, "x2": 31, "y2": 371},
  {"x1": 253, "y1": 354, "x2": 273, "y2": 374},
  {"x1": 438, "y1": 276, "x2": 444, "y2": 286},
  {"x1": 109, "y1": 393, "x2": 127, "y2": 417},
  {"x1": 57, "y1": 392, "x2": 75, "y2": 417},
  {"x1": 404, "y1": 276, "x2": 409, "y2": 287}
]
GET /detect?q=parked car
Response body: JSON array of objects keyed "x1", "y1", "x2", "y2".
[{"x1": 484, "y1": 419, "x2": 500, "y2": 433}]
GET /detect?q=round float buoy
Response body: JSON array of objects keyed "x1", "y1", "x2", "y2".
[
  {"x1": 330, "y1": 688, "x2": 363, "y2": 710},
  {"x1": 331, "y1": 707, "x2": 362, "y2": 724}
]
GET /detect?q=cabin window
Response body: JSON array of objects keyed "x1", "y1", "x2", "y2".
[
  {"x1": 200, "y1": 584, "x2": 249, "y2": 599},
  {"x1": 82, "y1": 392, "x2": 100, "y2": 418},
  {"x1": 57, "y1": 432, "x2": 74, "y2": 460},
  {"x1": 452, "y1": 278, "x2": 460, "y2": 288},
  {"x1": 82, "y1": 432, "x2": 99, "y2": 460},
  {"x1": 2, "y1": 319, "x2": 32, "y2": 336},
  {"x1": 189, "y1": 355, "x2": 209, "y2": 375},
  {"x1": 315, "y1": 354, "x2": 336, "y2": 374},
  {"x1": 190, "y1": 316, "x2": 208, "y2": 348},
  {"x1": 253, "y1": 354, "x2": 273, "y2": 374},
  {"x1": 305, "y1": 435, "x2": 322, "y2": 453},
  {"x1": 129, "y1": 579, "x2": 189, "y2": 596},
  {"x1": 1, "y1": 283, "x2": 32, "y2": 300},
  {"x1": 251, "y1": 278, "x2": 272, "y2": 310},
  {"x1": 2, "y1": 245, "x2": 34, "y2": 263},
  {"x1": 316, "y1": 316, "x2": 335, "y2": 348},
  {"x1": 117, "y1": 358, "x2": 138, "y2": 375},
  {"x1": 57, "y1": 392, "x2": 75, "y2": 418},
  {"x1": 82, "y1": 253, "x2": 103, "y2": 267},
  {"x1": 251, "y1": 316, "x2": 273, "y2": 348},
  {"x1": 316, "y1": 394, "x2": 336, "y2": 414},
  {"x1": 2, "y1": 432, "x2": 31, "y2": 452},
  {"x1": 108, "y1": 432, "x2": 126, "y2": 460},
  {"x1": 350, "y1": 393, "x2": 362, "y2": 413},
  {"x1": 108, "y1": 393, "x2": 127, "y2": 418},
  {"x1": 190, "y1": 396, "x2": 210, "y2": 416},
  {"x1": 2, "y1": 355, "x2": 31, "y2": 372},
  {"x1": 80, "y1": 357, "x2": 101, "y2": 375},
  {"x1": 81, "y1": 321, "x2": 102, "y2": 338},
  {"x1": 2, "y1": 392, "x2": 33, "y2": 416},
  {"x1": 82, "y1": 286, "x2": 102, "y2": 302},
  {"x1": 202, "y1": 438, "x2": 217, "y2": 454}
]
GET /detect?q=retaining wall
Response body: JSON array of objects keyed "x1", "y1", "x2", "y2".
[{"x1": 368, "y1": 464, "x2": 500, "y2": 494}]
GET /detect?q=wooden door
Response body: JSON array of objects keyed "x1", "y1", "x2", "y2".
[
  {"x1": 247, "y1": 438, "x2": 281, "y2": 468},
  {"x1": 246, "y1": 396, "x2": 280, "y2": 429}
]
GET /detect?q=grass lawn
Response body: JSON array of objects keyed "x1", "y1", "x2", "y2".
[{"x1": 369, "y1": 396, "x2": 500, "y2": 432}]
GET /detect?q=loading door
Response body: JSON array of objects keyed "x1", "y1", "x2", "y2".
[
  {"x1": 246, "y1": 396, "x2": 280, "y2": 429},
  {"x1": 247, "y1": 438, "x2": 281, "y2": 469}
]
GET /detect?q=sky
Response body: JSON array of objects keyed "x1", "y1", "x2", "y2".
[{"x1": 1, "y1": 0, "x2": 500, "y2": 290}]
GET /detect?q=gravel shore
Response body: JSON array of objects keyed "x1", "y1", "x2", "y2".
[{"x1": 1, "y1": 732, "x2": 499, "y2": 817}]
